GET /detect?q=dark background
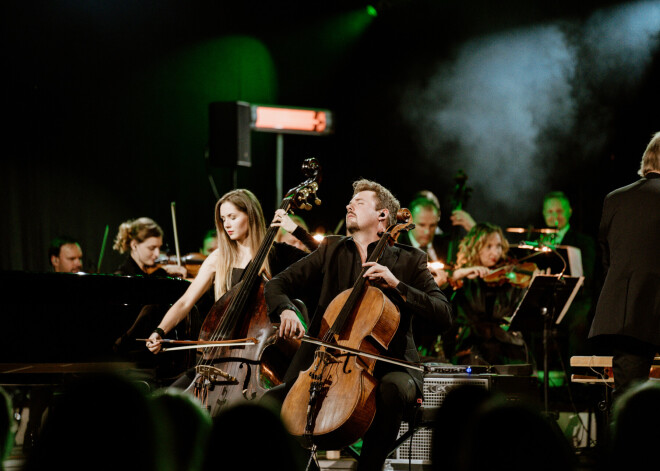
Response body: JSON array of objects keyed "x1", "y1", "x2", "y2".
[{"x1": 2, "y1": 0, "x2": 659, "y2": 273}]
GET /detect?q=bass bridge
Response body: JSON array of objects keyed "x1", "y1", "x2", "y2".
[{"x1": 195, "y1": 364, "x2": 238, "y2": 384}]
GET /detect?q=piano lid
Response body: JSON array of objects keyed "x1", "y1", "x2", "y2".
[
  {"x1": 0, "y1": 270, "x2": 190, "y2": 305},
  {"x1": 0, "y1": 270, "x2": 192, "y2": 364}
]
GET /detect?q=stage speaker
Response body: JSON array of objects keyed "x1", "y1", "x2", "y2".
[
  {"x1": 394, "y1": 375, "x2": 489, "y2": 464},
  {"x1": 392, "y1": 374, "x2": 539, "y2": 465},
  {"x1": 208, "y1": 101, "x2": 252, "y2": 167}
]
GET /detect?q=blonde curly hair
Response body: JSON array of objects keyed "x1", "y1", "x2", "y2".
[
  {"x1": 455, "y1": 222, "x2": 509, "y2": 268},
  {"x1": 113, "y1": 217, "x2": 163, "y2": 254}
]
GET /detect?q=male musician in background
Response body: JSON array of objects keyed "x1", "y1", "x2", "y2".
[
  {"x1": 539, "y1": 192, "x2": 597, "y2": 373},
  {"x1": 274, "y1": 213, "x2": 316, "y2": 253},
  {"x1": 395, "y1": 195, "x2": 475, "y2": 361},
  {"x1": 265, "y1": 179, "x2": 452, "y2": 471},
  {"x1": 396, "y1": 195, "x2": 475, "y2": 284},
  {"x1": 541, "y1": 191, "x2": 596, "y2": 279},
  {"x1": 589, "y1": 131, "x2": 660, "y2": 400},
  {"x1": 48, "y1": 236, "x2": 83, "y2": 273},
  {"x1": 200, "y1": 229, "x2": 218, "y2": 256},
  {"x1": 28, "y1": 236, "x2": 84, "y2": 450}
]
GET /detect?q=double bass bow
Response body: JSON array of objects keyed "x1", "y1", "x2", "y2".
[
  {"x1": 191, "y1": 158, "x2": 321, "y2": 416},
  {"x1": 280, "y1": 208, "x2": 415, "y2": 451}
]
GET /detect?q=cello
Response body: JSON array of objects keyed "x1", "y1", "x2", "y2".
[
  {"x1": 280, "y1": 209, "x2": 415, "y2": 451},
  {"x1": 191, "y1": 158, "x2": 322, "y2": 416}
]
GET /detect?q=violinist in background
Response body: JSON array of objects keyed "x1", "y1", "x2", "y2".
[
  {"x1": 146, "y1": 189, "x2": 317, "y2": 387},
  {"x1": 113, "y1": 217, "x2": 187, "y2": 278},
  {"x1": 111, "y1": 218, "x2": 188, "y2": 373},
  {"x1": 265, "y1": 179, "x2": 452, "y2": 471},
  {"x1": 448, "y1": 222, "x2": 537, "y2": 367}
]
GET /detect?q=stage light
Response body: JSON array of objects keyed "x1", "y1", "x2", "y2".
[
  {"x1": 252, "y1": 105, "x2": 333, "y2": 135},
  {"x1": 366, "y1": 5, "x2": 378, "y2": 17}
]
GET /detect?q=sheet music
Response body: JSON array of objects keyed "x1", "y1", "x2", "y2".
[
  {"x1": 558, "y1": 245, "x2": 583, "y2": 277},
  {"x1": 555, "y1": 275, "x2": 584, "y2": 324},
  {"x1": 509, "y1": 274, "x2": 585, "y2": 329}
]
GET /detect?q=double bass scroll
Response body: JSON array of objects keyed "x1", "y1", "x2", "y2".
[{"x1": 446, "y1": 169, "x2": 472, "y2": 265}]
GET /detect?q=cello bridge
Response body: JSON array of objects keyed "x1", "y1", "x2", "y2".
[
  {"x1": 195, "y1": 364, "x2": 238, "y2": 383},
  {"x1": 314, "y1": 349, "x2": 340, "y2": 366}
]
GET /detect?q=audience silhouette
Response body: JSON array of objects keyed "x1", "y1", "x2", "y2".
[
  {"x1": 150, "y1": 387, "x2": 212, "y2": 471},
  {"x1": 10, "y1": 370, "x2": 614, "y2": 471},
  {"x1": 202, "y1": 398, "x2": 306, "y2": 471},
  {"x1": 607, "y1": 379, "x2": 660, "y2": 471},
  {"x1": 431, "y1": 384, "x2": 493, "y2": 471},
  {"x1": 453, "y1": 395, "x2": 577, "y2": 471},
  {"x1": 1, "y1": 387, "x2": 15, "y2": 471},
  {"x1": 22, "y1": 373, "x2": 170, "y2": 471}
]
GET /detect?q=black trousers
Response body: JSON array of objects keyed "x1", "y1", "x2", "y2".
[
  {"x1": 263, "y1": 371, "x2": 418, "y2": 471},
  {"x1": 611, "y1": 335, "x2": 658, "y2": 403},
  {"x1": 358, "y1": 371, "x2": 418, "y2": 471}
]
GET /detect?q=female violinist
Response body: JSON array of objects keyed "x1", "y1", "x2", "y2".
[
  {"x1": 264, "y1": 179, "x2": 452, "y2": 471},
  {"x1": 113, "y1": 217, "x2": 187, "y2": 278},
  {"x1": 145, "y1": 189, "x2": 317, "y2": 380},
  {"x1": 448, "y1": 222, "x2": 538, "y2": 367}
]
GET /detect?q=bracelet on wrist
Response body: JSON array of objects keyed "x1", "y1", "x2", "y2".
[{"x1": 152, "y1": 327, "x2": 165, "y2": 337}]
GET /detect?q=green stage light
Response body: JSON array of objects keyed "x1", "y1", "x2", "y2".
[{"x1": 366, "y1": 5, "x2": 378, "y2": 17}]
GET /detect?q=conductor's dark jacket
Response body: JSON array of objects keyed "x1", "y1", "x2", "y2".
[{"x1": 589, "y1": 173, "x2": 660, "y2": 346}]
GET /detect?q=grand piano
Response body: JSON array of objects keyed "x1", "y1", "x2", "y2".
[{"x1": 0, "y1": 270, "x2": 196, "y2": 386}]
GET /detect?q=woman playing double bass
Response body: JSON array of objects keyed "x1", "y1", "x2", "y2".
[
  {"x1": 265, "y1": 179, "x2": 452, "y2": 471},
  {"x1": 146, "y1": 189, "x2": 317, "y2": 382}
]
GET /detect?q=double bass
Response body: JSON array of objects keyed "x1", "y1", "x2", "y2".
[
  {"x1": 445, "y1": 169, "x2": 472, "y2": 265},
  {"x1": 191, "y1": 158, "x2": 321, "y2": 416},
  {"x1": 280, "y1": 209, "x2": 416, "y2": 450}
]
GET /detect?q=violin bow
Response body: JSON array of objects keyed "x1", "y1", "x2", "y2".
[
  {"x1": 96, "y1": 224, "x2": 110, "y2": 273},
  {"x1": 170, "y1": 201, "x2": 182, "y2": 266}
]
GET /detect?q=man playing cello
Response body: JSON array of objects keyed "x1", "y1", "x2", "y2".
[{"x1": 265, "y1": 179, "x2": 453, "y2": 471}]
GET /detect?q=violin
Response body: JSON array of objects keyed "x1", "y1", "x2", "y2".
[
  {"x1": 143, "y1": 202, "x2": 208, "y2": 279},
  {"x1": 482, "y1": 260, "x2": 538, "y2": 288},
  {"x1": 146, "y1": 252, "x2": 207, "y2": 278},
  {"x1": 280, "y1": 209, "x2": 415, "y2": 451}
]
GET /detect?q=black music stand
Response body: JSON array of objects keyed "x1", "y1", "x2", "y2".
[{"x1": 509, "y1": 274, "x2": 584, "y2": 416}]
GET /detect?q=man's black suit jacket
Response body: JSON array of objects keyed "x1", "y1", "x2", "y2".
[
  {"x1": 395, "y1": 231, "x2": 452, "y2": 264},
  {"x1": 589, "y1": 173, "x2": 660, "y2": 346},
  {"x1": 265, "y1": 235, "x2": 453, "y2": 394}
]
